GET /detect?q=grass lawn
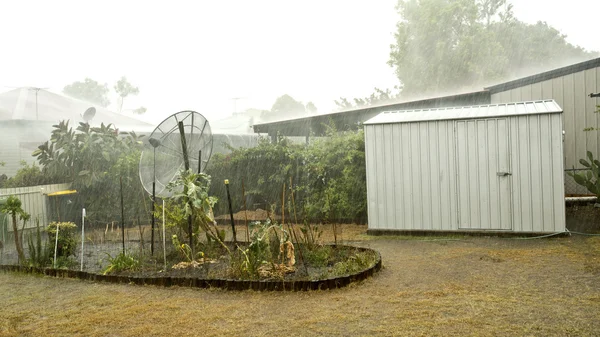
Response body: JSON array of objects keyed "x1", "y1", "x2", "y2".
[{"x1": 1, "y1": 225, "x2": 599, "y2": 336}]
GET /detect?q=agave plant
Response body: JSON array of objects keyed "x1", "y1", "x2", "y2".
[{"x1": 568, "y1": 151, "x2": 600, "y2": 197}]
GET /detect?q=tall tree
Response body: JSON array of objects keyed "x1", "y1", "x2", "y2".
[
  {"x1": 388, "y1": 0, "x2": 597, "y2": 96},
  {"x1": 305, "y1": 102, "x2": 318, "y2": 114},
  {"x1": 335, "y1": 87, "x2": 400, "y2": 109},
  {"x1": 63, "y1": 78, "x2": 111, "y2": 107},
  {"x1": 0, "y1": 196, "x2": 29, "y2": 263},
  {"x1": 270, "y1": 94, "x2": 306, "y2": 115},
  {"x1": 114, "y1": 76, "x2": 140, "y2": 113}
]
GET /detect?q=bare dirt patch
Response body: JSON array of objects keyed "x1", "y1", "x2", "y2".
[{"x1": 1, "y1": 225, "x2": 599, "y2": 336}]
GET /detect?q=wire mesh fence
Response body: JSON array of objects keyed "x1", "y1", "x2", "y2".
[
  {"x1": 0, "y1": 168, "x2": 596, "y2": 271},
  {"x1": 564, "y1": 168, "x2": 594, "y2": 196}
]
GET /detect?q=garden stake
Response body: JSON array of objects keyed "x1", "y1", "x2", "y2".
[
  {"x1": 53, "y1": 223, "x2": 59, "y2": 268},
  {"x1": 225, "y1": 179, "x2": 237, "y2": 244},
  {"x1": 151, "y1": 181, "x2": 155, "y2": 255},
  {"x1": 80, "y1": 208, "x2": 85, "y2": 271},
  {"x1": 290, "y1": 176, "x2": 299, "y2": 225},
  {"x1": 198, "y1": 150, "x2": 202, "y2": 173},
  {"x1": 281, "y1": 183, "x2": 285, "y2": 226},
  {"x1": 162, "y1": 199, "x2": 166, "y2": 270},
  {"x1": 177, "y1": 121, "x2": 194, "y2": 255},
  {"x1": 242, "y1": 179, "x2": 249, "y2": 242},
  {"x1": 325, "y1": 192, "x2": 337, "y2": 245},
  {"x1": 120, "y1": 176, "x2": 125, "y2": 254},
  {"x1": 288, "y1": 178, "x2": 308, "y2": 275}
]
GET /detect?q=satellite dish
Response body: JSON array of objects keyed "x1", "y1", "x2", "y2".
[
  {"x1": 82, "y1": 107, "x2": 96, "y2": 123},
  {"x1": 139, "y1": 111, "x2": 213, "y2": 198}
]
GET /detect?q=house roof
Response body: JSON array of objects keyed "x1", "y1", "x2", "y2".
[
  {"x1": 485, "y1": 57, "x2": 600, "y2": 93},
  {"x1": 0, "y1": 87, "x2": 153, "y2": 131},
  {"x1": 364, "y1": 100, "x2": 562, "y2": 125}
]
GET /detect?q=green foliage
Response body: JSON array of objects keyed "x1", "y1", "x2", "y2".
[
  {"x1": 63, "y1": 78, "x2": 111, "y2": 107},
  {"x1": 299, "y1": 221, "x2": 323, "y2": 249},
  {"x1": 335, "y1": 87, "x2": 401, "y2": 109},
  {"x1": 166, "y1": 169, "x2": 224, "y2": 250},
  {"x1": 388, "y1": 0, "x2": 597, "y2": 96},
  {"x1": 330, "y1": 251, "x2": 377, "y2": 277},
  {"x1": 102, "y1": 251, "x2": 141, "y2": 275},
  {"x1": 26, "y1": 219, "x2": 51, "y2": 268},
  {"x1": 568, "y1": 151, "x2": 600, "y2": 197},
  {"x1": 207, "y1": 129, "x2": 367, "y2": 223},
  {"x1": 32, "y1": 120, "x2": 145, "y2": 222},
  {"x1": 207, "y1": 135, "x2": 304, "y2": 216},
  {"x1": 1, "y1": 162, "x2": 61, "y2": 188},
  {"x1": 1, "y1": 196, "x2": 30, "y2": 262},
  {"x1": 171, "y1": 234, "x2": 204, "y2": 262},
  {"x1": 270, "y1": 94, "x2": 306, "y2": 115},
  {"x1": 47, "y1": 221, "x2": 78, "y2": 258},
  {"x1": 303, "y1": 245, "x2": 333, "y2": 268},
  {"x1": 114, "y1": 76, "x2": 140, "y2": 113},
  {"x1": 303, "y1": 128, "x2": 367, "y2": 223},
  {"x1": 233, "y1": 220, "x2": 289, "y2": 279}
]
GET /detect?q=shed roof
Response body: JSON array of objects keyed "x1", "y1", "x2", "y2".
[{"x1": 364, "y1": 100, "x2": 562, "y2": 125}]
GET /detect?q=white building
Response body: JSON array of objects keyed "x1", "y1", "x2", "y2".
[{"x1": 364, "y1": 100, "x2": 566, "y2": 234}]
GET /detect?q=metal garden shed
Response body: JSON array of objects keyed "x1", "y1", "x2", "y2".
[{"x1": 364, "y1": 100, "x2": 566, "y2": 234}]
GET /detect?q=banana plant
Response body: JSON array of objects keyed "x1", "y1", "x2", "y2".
[{"x1": 568, "y1": 151, "x2": 600, "y2": 197}]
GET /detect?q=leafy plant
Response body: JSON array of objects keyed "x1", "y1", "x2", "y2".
[
  {"x1": 102, "y1": 251, "x2": 141, "y2": 275},
  {"x1": 32, "y1": 121, "x2": 146, "y2": 222},
  {"x1": 171, "y1": 234, "x2": 204, "y2": 262},
  {"x1": 568, "y1": 151, "x2": 600, "y2": 197},
  {"x1": 330, "y1": 251, "x2": 376, "y2": 277},
  {"x1": 26, "y1": 219, "x2": 51, "y2": 268},
  {"x1": 233, "y1": 220, "x2": 294, "y2": 279},
  {"x1": 166, "y1": 169, "x2": 226, "y2": 254},
  {"x1": 47, "y1": 221, "x2": 78, "y2": 258},
  {"x1": 0, "y1": 196, "x2": 30, "y2": 263},
  {"x1": 303, "y1": 245, "x2": 333, "y2": 268},
  {"x1": 299, "y1": 220, "x2": 323, "y2": 250},
  {"x1": 206, "y1": 128, "x2": 367, "y2": 224}
]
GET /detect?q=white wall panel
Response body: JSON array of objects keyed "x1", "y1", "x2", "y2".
[
  {"x1": 490, "y1": 65, "x2": 600, "y2": 194},
  {"x1": 366, "y1": 103, "x2": 565, "y2": 233},
  {"x1": 0, "y1": 183, "x2": 72, "y2": 231}
]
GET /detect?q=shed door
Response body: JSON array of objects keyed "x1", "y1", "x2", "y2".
[{"x1": 456, "y1": 119, "x2": 512, "y2": 230}]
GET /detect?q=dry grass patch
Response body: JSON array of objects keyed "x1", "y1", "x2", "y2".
[{"x1": 1, "y1": 231, "x2": 599, "y2": 336}]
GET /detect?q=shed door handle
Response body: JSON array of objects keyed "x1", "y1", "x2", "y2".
[{"x1": 497, "y1": 172, "x2": 512, "y2": 176}]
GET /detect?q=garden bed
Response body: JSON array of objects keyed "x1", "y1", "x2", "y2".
[{"x1": 0, "y1": 244, "x2": 381, "y2": 291}]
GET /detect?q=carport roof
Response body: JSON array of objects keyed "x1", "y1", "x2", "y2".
[{"x1": 364, "y1": 100, "x2": 562, "y2": 125}]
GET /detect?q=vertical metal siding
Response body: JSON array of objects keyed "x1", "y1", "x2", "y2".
[
  {"x1": 365, "y1": 112, "x2": 565, "y2": 233},
  {"x1": 366, "y1": 120, "x2": 458, "y2": 231},
  {"x1": 509, "y1": 114, "x2": 565, "y2": 232},
  {"x1": 585, "y1": 68, "x2": 598, "y2": 157},
  {"x1": 491, "y1": 66, "x2": 600, "y2": 195},
  {"x1": 0, "y1": 183, "x2": 72, "y2": 231},
  {"x1": 364, "y1": 126, "x2": 377, "y2": 228}
]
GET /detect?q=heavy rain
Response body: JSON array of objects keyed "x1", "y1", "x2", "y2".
[{"x1": 1, "y1": 1, "x2": 599, "y2": 335}]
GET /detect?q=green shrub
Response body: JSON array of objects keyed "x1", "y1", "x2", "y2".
[
  {"x1": 206, "y1": 129, "x2": 367, "y2": 223},
  {"x1": 47, "y1": 221, "x2": 78, "y2": 258},
  {"x1": 303, "y1": 245, "x2": 333, "y2": 268},
  {"x1": 331, "y1": 251, "x2": 376, "y2": 276},
  {"x1": 102, "y1": 251, "x2": 141, "y2": 274},
  {"x1": 26, "y1": 219, "x2": 51, "y2": 268}
]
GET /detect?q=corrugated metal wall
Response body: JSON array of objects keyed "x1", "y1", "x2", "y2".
[
  {"x1": 0, "y1": 183, "x2": 72, "y2": 234},
  {"x1": 365, "y1": 114, "x2": 565, "y2": 233},
  {"x1": 490, "y1": 66, "x2": 600, "y2": 194}
]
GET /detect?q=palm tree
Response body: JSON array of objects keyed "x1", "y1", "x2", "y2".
[{"x1": 0, "y1": 196, "x2": 30, "y2": 263}]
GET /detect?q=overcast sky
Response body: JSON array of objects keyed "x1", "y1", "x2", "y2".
[{"x1": 1, "y1": 0, "x2": 598, "y2": 124}]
